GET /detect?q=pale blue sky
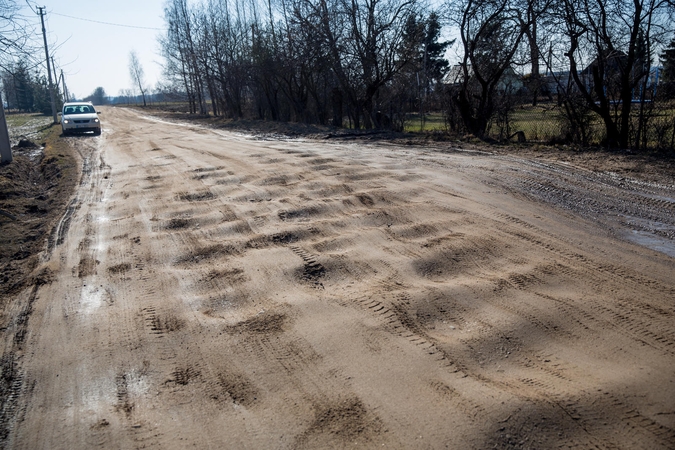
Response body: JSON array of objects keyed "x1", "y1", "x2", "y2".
[{"x1": 37, "y1": 1, "x2": 167, "y2": 99}]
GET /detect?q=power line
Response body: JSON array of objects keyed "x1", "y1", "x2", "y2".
[{"x1": 50, "y1": 12, "x2": 166, "y2": 31}]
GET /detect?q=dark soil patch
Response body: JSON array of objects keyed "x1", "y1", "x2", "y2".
[
  {"x1": 78, "y1": 256, "x2": 98, "y2": 278},
  {"x1": 177, "y1": 191, "x2": 215, "y2": 202},
  {"x1": 168, "y1": 366, "x2": 201, "y2": 386},
  {"x1": 217, "y1": 370, "x2": 258, "y2": 406},
  {"x1": 199, "y1": 268, "x2": 248, "y2": 285},
  {"x1": 296, "y1": 397, "x2": 383, "y2": 447},
  {"x1": 0, "y1": 126, "x2": 78, "y2": 296},
  {"x1": 175, "y1": 244, "x2": 240, "y2": 265},
  {"x1": 150, "y1": 313, "x2": 185, "y2": 333},
  {"x1": 227, "y1": 312, "x2": 287, "y2": 334},
  {"x1": 164, "y1": 217, "x2": 192, "y2": 230},
  {"x1": 108, "y1": 262, "x2": 132, "y2": 274}
]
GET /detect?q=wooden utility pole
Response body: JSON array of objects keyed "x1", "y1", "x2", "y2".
[
  {"x1": 52, "y1": 57, "x2": 69, "y2": 102},
  {"x1": 0, "y1": 93, "x2": 12, "y2": 164},
  {"x1": 60, "y1": 70, "x2": 69, "y2": 102},
  {"x1": 38, "y1": 6, "x2": 58, "y2": 124}
]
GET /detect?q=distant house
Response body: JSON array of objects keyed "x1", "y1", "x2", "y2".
[
  {"x1": 498, "y1": 68, "x2": 524, "y2": 93},
  {"x1": 579, "y1": 51, "x2": 658, "y2": 101},
  {"x1": 442, "y1": 64, "x2": 523, "y2": 93},
  {"x1": 442, "y1": 64, "x2": 465, "y2": 86},
  {"x1": 579, "y1": 51, "x2": 627, "y2": 89},
  {"x1": 542, "y1": 71, "x2": 571, "y2": 92},
  {"x1": 538, "y1": 52, "x2": 660, "y2": 102},
  {"x1": 642, "y1": 66, "x2": 661, "y2": 100}
]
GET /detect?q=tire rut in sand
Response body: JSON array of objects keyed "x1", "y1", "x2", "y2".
[
  {"x1": 345, "y1": 289, "x2": 463, "y2": 374},
  {"x1": 227, "y1": 311, "x2": 390, "y2": 446},
  {"x1": 484, "y1": 380, "x2": 675, "y2": 449},
  {"x1": 488, "y1": 217, "x2": 675, "y2": 355},
  {"x1": 318, "y1": 193, "x2": 674, "y2": 449},
  {"x1": 215, "y1": 369, "x2": 258, "y2": 407},
  {"x1": 294, "y1": 397, "x2": 384, "y2": 448},
  {"x1": 290, "y1": 246, "x2": 326, "y2": 288}
]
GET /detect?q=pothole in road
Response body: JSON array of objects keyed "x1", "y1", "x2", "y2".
[
  {"x1": 167, "y1": 366, "x2": 201, "y2": 386},
  {"x1": 150, "y1": 313, "x2": 185, "y2": 333},
  {"x1": 289, "y1": 247, "x2": 327, "y2": 288},
  {"x1": 108, "y1": 262, "x2": 131, "y2": 275},
  {"x1": 271, "y1": 231, "x2": 302, "y2": 244},
  {"x1": 298, "y1": 397, "x2": 384, "y2": 446},
  {"x1": 216, "y1": 370, "x2": 258, "y2": 406}
]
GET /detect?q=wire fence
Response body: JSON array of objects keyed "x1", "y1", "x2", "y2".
[
  {"x1": 505, "y1": 106, "x2": 569, "y2": 142},
  {"x1": 410, "y1": 100, "x2": 675, "y2": 151}
]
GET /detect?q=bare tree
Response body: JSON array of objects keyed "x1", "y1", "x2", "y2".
[
  {"x1": 129, "y1": 50, "x2": 148, "y2": 107},
  {"x1": 158, "y1": 0, "x2": 437, "y2": 129},
  {"x1": 449, "y1": 0, "x2": 539, "y2": 138},
  {"x1": 557, "y1": 0, "x2": 671, "y2": 149},
  {"x1": 1, "y1": 0, "x2": 39, "y2": 163},
  {"x1": 291, "y1": 0, "x2": 419, "y2": 129},
  {"x1": 523, "y1": 0, "x2": 552, "y2": 105},
  {"x1": 168, "y1": 0, "x2": 208, "y2": 114},
  {"x1": 0, "y1": 0, "x2": 37, "y2": 70}
]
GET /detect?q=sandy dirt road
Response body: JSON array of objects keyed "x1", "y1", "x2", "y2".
[{"x1": 2, "y1": 107, "x2": 675, "y2": 449}]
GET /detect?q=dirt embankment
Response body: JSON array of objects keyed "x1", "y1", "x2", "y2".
[
  {"x1": 0, "y1": 126, "x2": 79, "y2": 296},
  {"x1": 0, "y1": 123, "x2": 80, "y2": 445}
]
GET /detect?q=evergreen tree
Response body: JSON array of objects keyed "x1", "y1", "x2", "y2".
[
  {"x1": 13, "y1": 61, "x2": 34, "y2": 112},
  {"x1": 397, "y1": 12, "x2": 452, "y2": 118},
  {"x1": 400, "y1": 13, "x2": 452, "y2": 84},
  {"x1": 660, "y1": 39, "x2": 675, "y2": 82},
  {"x1": 32, "y1": 75, "x2": 52, "y2": 115},
  {"x1": 424, "y1": 13, "x2": 451, "y2": 83},
  {"x1": 659, "y1": 39, "x2": 675, "y2": 98}
]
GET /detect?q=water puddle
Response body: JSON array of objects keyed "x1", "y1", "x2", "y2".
[
  {"x1": 80, "y1": 285, "x2": 109, "y2": 313},
  {"x1": 125, "y1": 368, "x2": 150, "y2": 397},
  {"x1": 623, "y1": 230, "x2": 675, "y2": 259},
  {"x1": 619, "y1": 215, "x2": 675, "y2": 258},
  {"x1": 11, "y1": 146, "x2": 44, "y2": 162},
  {"x1": 7, "y1": 115, "x2": 53, "y2": 146},
  {"x1": 74, "y1": 374, "x2": 117, "y2": 416}
]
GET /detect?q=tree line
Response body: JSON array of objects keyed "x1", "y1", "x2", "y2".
[
  {"x1": 2, "y1": 0, "x2": 675, "y2": 150},
  {"x1": 0, "y1": 0, "x2": 54, "y2": 114},
  {"x1": 446, "y1": 0, "x2": 675, "y2": 150},
  {"x1": 160, "y1": 0, "x2": 675, "y2": 150},
  {"x1": 159, "y1": 0, "x2": 450, "y2": 131},
  {"x1": 1, "y1": 60, "x2": 57, "y2": 114}
]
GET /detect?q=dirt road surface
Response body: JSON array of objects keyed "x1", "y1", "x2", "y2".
[{"x1": 2, "y1": 107, "x2": 674, "y2": 449}]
